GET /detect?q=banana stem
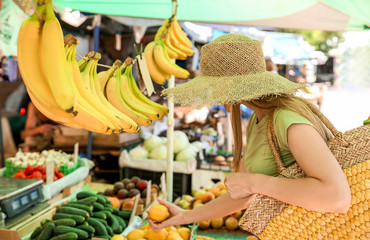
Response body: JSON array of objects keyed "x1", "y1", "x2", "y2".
[
  {"x1": 30, "y1": 2, "x2": 43, "y2": 21},
  {"x1": 76, "y1": 52, "x2": 112, "y2": 69}
]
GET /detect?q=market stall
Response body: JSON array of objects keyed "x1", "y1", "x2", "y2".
[{"x1": 1, "y1": 0, "x2": 370, "y2": 240}]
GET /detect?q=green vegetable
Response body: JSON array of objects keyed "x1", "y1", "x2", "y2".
[
  {"x1": 49, "y1": 232, "x2": 78, "y2": 240},
  {"x1": 40, "y1": 218, "x2": 51, "y2": 226},
  {"x1": 87, "y1": 217, "x2": 108, "y2": 236},
  {"x1": 106, "y1": 225, "x2": 113, "y2": 236},
  {"x1": 54, "y1": 226, "x2": 89, "y2": 239},
  {"x1": 96, "y1": 195, "x2": 107, "y2": 205},
  {"x1": 76, "y1": 196, "x2": 97, "y2": 205},
  {"x1": 30, "y1": 226, "x2": 42, "y2": 239},
  {"x1": 52, "y1": 219, "x2": 76, "y2": 227},
  {"x1": 64, "y1": 202, "x2": 93, "y2": 213},
  {"x1": 93, "y1": 202, "x2": 104, "y2": 212},
  {"x1": 103, "y1": 207, "x2": 114, "y2": 213},
  {"x1": 56, "y1": 206, "x2": 89, "y2": 218},
  {"x1": 364, "y1": 118, "x2": 370, "y2": 125},
  {"x1": 52, "y1": 213, "x2": 85, "y2": 224},
  {"x1": 89, "y1": 217, "x2": 108, "y2": 227},
  {"x1": 92, "y1": 211, "x2": 107, "y2": 219},
  {"x1": 38, "y1": 222, "x2": 55, "y2": 240},
  {"x1": 93, "y1": 235, "x2": 110, "y2": 239},
  {"x1": 76, "y1": 224, "x2": 95, "y2": 234},
  {"x1": 113, "y1": 214, "x2": 126, "y2": 232},
  {"x1": 107, "y1": 215, "x2": 120, "y2": 234},
  {"x1": 76, "y1": 191, "x2": 97, "y2": 200},
  {"x1": 116, "y1": 210, "x2": 131, "y2": 220}
]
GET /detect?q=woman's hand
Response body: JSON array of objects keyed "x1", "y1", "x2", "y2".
[
  {"x1": 225, "y1": 172, "x2": 254, "y2": 200},
  {"x1": 148, "y1": 199, "x2": 187, "y2": 232}
]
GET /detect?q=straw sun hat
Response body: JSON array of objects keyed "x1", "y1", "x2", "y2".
[{"x1": 162, "y1": 33, "x2": 305, "y2": 107}]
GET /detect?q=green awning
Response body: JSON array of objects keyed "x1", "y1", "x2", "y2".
[{"x1": 54, "y1": 0, "x2": 370, "y2": 31}]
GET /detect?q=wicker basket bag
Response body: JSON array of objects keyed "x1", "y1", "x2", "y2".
[{"x1": 239, "y1": 100, "x2": 370, "y2": 239}]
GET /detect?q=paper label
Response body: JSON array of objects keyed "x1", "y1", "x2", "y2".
[
  {"x1": 46, "y1": 160, "x2": 54, "y2": 185},
  {"x1": 160, "y1": 173, "x2": 167, "y2": 200},
  {"x1": 146, "y1": 180, "x2": 152, "y2": 207},
  {"x1": 129, "y1": 193, "x2": 141, "y2": 226},
  {"x1": 74, "y1": 142, "x2": 79, "y2": 164},
  {"x1": 136, "y1": 55, "x2": 155, "y2": 96}
]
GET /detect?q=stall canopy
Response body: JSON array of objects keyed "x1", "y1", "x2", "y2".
[{"x1": 54, "y1": 0, "x2": 370, "y2": 31}]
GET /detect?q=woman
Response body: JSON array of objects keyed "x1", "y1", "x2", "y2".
[{"x1": 150, "y1": 34, "x2": 350, "y2": 232}]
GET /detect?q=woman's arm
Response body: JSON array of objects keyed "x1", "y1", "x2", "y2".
[
  {"x1": 249, "y1": 123, "x2": 350, "y2": 213},
  {"x1": 149, "y1": 193, "x2": 255, "y2": 231}
]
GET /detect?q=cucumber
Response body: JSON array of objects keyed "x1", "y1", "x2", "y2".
[
  {"x1": 96, "y1": 195, "x2": 107, "y2": 205},
  {"x1": 76, "y1": 224, "x2": 95, "y2": 234},
  {"x1": 111, "y1": 207, "x2": 119, "y2": 215},
  {"x1": 106, "y1": 225, "x2": 113, "y2": 236},
  {"x1": 102, "y1": 210, "x2": 112, "y2": 218},
  {"x1": 92, "y1": 202, "x2": 104, "y2": 212},
  {"x1": 40, "y1": 218, "x2": 51, "y2": 226},
  {"x1": 52, "y1": 213, "x2": 85, "y2": 224},
  {"x1": 116, "y1": 210, "x2": 131, "y2": 220},
  {"x1": 107, "y1": 215, "x2": 120, "y2": 234},
  {"x1": 90, "y1": 217, "x2": 108, "y2": 227},
  {"x1": 76, "y1": 191, "x2": 96, "y2": 200},
  {"x1": 56, "y1": 206, "x2": 89, "y2": 218},
  {"x1": 38, "y1": 222, "x2": 55, "y2": 240},
  {"x1": 54, "y1": 226, "x2": 89, "y2": 239},
  {"x1": 64, "y1": 202, "x2": 93, "y2": 213},
  {"x1": 50, "y1": 232, "x2": 78, "y2": 240},
  {"x1": 87, "y1": 217, "x2": 108, "y2": 236},
  {"x1": 52, "y1": 219, "x2": 76, "y2": 227},
  {"x1": 92, "y1": 211, "x2": 107, "y2": 219},
  {"x1": 103, "y1": 207, "x2": 114, "y2": 213},
  {"x1": 30, "y1": 226, "x2": 42, "y2": 239},
  {"x1": 80, "y1": 221, "x2": 89, "y2": 226},
  {"x1": 76, "y1": 196, "x2": 97, "y2": 205},
  {"x1": 113, "y1": 215, "x2": 126, "y2": 232}
]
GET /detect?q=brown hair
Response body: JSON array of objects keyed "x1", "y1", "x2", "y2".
[{"x1": 231, "y1": 95, "x2": 333, "y2": 171}]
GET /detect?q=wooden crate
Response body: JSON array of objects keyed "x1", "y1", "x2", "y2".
[
  {"x1": 93, "y1": 132, "x2": 141, "y2": 147},
  {"x1": 53, "y1": 127, "x2": 89, "y2": 147}
]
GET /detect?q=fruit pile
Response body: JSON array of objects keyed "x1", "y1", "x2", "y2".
[
  {"x1": 178, "y1": 183, "x2": 244, "y2": 231},
  {"x1": 30, "y1": 191, "x2": 132, "y2": 240},
  {"x1": 100, "y1": 176, "x2": 160, "y2": 211},
  {"x1": 144, "y1": 16, "x2": 194, "y2": 84},
  {"x1": 125, "y1": 204, "x2": 191, "y2": 240},
  {"x1": 17, "y1": 0, "x2": 167, "y2": 134},
  {"x1": 129, "y1": 131, "x2": 203, "y2": 161},
  {"x1": 13, "y1": 165, "x2": 64, "y2": 182}
]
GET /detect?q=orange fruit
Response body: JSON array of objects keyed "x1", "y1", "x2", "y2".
[{"x1": 148, "y1": 204, "x2": 170, "y2": 222}]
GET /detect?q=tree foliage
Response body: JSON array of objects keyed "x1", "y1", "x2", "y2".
[{"x1": 277, "y1": 30, "x2": 344, "y2": 54}]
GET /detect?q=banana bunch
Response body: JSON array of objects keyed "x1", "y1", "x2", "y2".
[
  {"x1": 103, "y1": 57, "x2": 169, "y2": 127},
  {"x1": 17, "y1": 0, "x2": 143, "y2": 133},
  {"x1": 144, "y1": 16, "x2": 193, "y2": 85}
]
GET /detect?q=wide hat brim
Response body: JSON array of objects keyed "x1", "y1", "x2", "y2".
[{"x1": 162, "y1": 71, "x2": 306, "y2": 107}]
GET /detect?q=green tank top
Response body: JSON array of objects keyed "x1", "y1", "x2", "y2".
[{"x1": 244, "y1": 109, "x2": 314, "y2": 176}]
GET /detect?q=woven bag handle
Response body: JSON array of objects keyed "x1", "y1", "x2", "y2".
[{"x1": 266, "y1": 99, "x2": 348, "y2": 175}]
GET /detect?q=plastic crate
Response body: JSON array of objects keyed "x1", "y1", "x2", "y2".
[
  {"x1": 121, "y1": 167, "x2": 192, "y2": 200},
  {"x1": 4, "y1": 157, "x2": 80, "y2": 177},
  {"x1": 59, "y1": 157, "x2": 81, "y2": 176}
]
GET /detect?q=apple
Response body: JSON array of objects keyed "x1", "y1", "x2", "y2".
[{"x1": 178, "y1": 199, "x2": 190, "y2": 209}]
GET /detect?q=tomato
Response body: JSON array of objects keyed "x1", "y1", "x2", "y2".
[
  {"x1": 35, "y1": 165, "x2": 45, "y2": 173},
  {"x1": 56, "y1": 172, "x2": 64, "y2": 179},
  {"x1": 53, "y1": 176, "x2": 58, "y2": 181},
  {"x1": 25, "y1": 166, "x2": 35, "y2": 175},
  {"x1": 14, "y1": 170, "x2": 26, "y2": 179},
  {"x1": 32, "y1": 171, "x2": 43, "y2": 179}
]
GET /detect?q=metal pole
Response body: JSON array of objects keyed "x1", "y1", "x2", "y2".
[{"x1": 166, "y1": 74, "x2": 175, "y2": 203}]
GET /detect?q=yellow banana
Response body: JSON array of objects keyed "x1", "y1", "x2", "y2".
[
  {"x1": 88, "y1": 54, "x2": 139, "y2": 133},
  {"x1": 64, "y1": 40, "x2": 115, "y2": 133},
  {"x1": 75, "y1": 52, "x2": 129, "y2": 132},
  {"x1": 169, "y1": 26, "x2": 194, "y2": 57},
  {"x1": 144, "y1": 41, "x2": 170, "y2": 85},
  {"x1": 153, "y1": 39, "x2": 189, "y2": 79},
  {"x1": 120, "y1": 62, "x2": 160, "y2": 121},
  {"x1": 154, "y1": 19, "x2": 169, "y2": 40},
  {"x1": 98, "y1": 60, "x2": 120, "y2": 95},
  {"x1": 163, "y1": 31, "x2": 180, "y2": 59},
  {"x1": 40, "y1": 0, "x2": 76, "y2": 112},
  {"x1": 172, "y1": 16, "x2": 192, "y2": 49},
  {"x1": 127, "y1": 66, "x2": 169, "y2": 119},
  {"x1": 105, "y1": 70, "x2": 152, "y2": 126}
]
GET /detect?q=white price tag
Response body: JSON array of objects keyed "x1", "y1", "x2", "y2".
[
  {"x1": 146, "y1": 180, "x2": 152, "y2": 207},
  {"x1": 129, "y1": 194, "x2": 141, "y2": 226},
  {"x1": 74, "y1": 142, "x2": 79, "y2": 164},
  {"x1": 160, "y1": 173, "x2": 167, "y2": 200},
  {"x1": 46, "y1": 160, "x2": 54, "y2": 185}
]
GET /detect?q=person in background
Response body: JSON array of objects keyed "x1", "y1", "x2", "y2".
[
  {"x1": 23, "y1": 101, "x2": 57, "y2": 152},
  {"x1": 265, "y1": 57, "x2": 278, "y2": 74}
]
